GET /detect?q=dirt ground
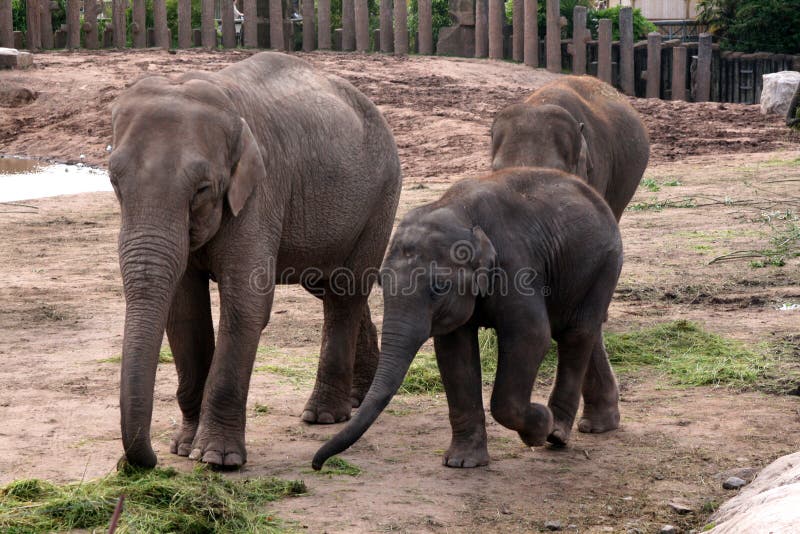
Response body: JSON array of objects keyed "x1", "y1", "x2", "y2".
[{"x1": 1, "y1": 50, "x2": 800, "y2": 533}]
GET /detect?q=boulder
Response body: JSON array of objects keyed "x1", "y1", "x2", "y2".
[
  {"x1": 0, "y1": 47, "x2": 33, "y2": 69},
  {"x1": 706, "y1": 450, "x2": 800, "y2": 533},
  {"x1": 436, "y1": 25, "x2": 475, "y2": 57},
  {"x1": 760, "y1": 71, "x2": 800, "y2": 116}
]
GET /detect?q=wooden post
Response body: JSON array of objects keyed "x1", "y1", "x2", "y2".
[
  {"x1": 113, "y1": 0, "x2": 127, "y2": 48},
  {"x1": 82, "y1": 0, "x2": 100, "y2": 49},
  {"x1": 418, "y1": 0, "x2": 432, "y2": 55},
  {"x1": 696, "y1": 32, "x2": 712, "y2": 102},
  {"x1": 302, "y1": 0, "x2": 315, "y2": 51},
  {"x1": 645, "y1": 32, "x2": 661, "y2": 98},
  {"x1": 672, "y1": 45, "x2": 687, "y2": 101},
  {"x1": 40, "y1": 0, "x2": 53, "y2": 49},
  {"x1": 202, "y1": 0, "x2": 216, "y2": 48},
  {"x1": 546, "y1": 0, "x2": 560, "y2": 72},
  {"x1": 489, "y1": 0, "x2": 502, "y2": 59},
  {"x1": 393, "y1": 0, "x2": 407, "y2": 55},
  {"x1": 619, "y1": 6, "x2": 634, "y2": 95},
  {"x1": 67, "y1": 0, "x2": 81, "y2": 50},
  {"x1": 179, "y1": 0, "x2": 192, "y2": 47},
  {"x1": 270, "y1": 0, "x2": 284, "y2": 50},
  {"x1": 221, "y1": 0, "x2": 235, "y2": 47},
  {"x1": 355, "y1": 0, "x2": 368, "y2": 51},
  {"x1": 342, "y1": 0, "x2": 355, "y2": 51},
  {"x1": 154, "y1": 0, "x2": 169, "y2": 48},
  {"x1": 523, "y1": 0, "x2": 537, "y2": 67},
  {"x1": 597, "y1": 18, "x2": 612, "y2": 83},
  {"x1": 0, "y1": 0, "x2": 12, "y2": 48},
  {"x1": 318, "y1": 0, "x2": 331, "y2": 49},
  {"x1": 475, "y1": 0, "x2": 488, "y2": 58},
  {"x1": 25, "y1": 0, "x2": 41, "y2": 50},
  {"x1": 379, "y1": 0, "x2": 392, "y2": 52},
  {"x1": 571, "y1": 5, "x2": 587, "y2": 74},
  {"x1": 512, "y1": 0, "x2": 523, "y2": 62},
  {"x1": 132, "y1": 0, "x2": 146, "y2": 47}
]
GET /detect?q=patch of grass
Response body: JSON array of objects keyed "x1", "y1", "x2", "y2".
[
  {"x1": 311, "y1": 456, "x2": 361, "y2": 477},
  {"x1": 253, "y1": 364, "x2": 313, "y2": 386},
  {"x1": 253, "y1": 403, "x2": 270, "y2": 415},
  {"x1": 663, "y1": 178, "x2": 682, "y2": 187},
  {"x1": 627, "y1": 197, "x2": 697, "y2": 212},
  {"x1": 401, "y1": 322, "x2": 772, "y2": 395},
  {"x1": 641, "y1": 178, "x2": 661, "y2": 192},
  {"x1": 99, "y1": 348, "x2": 174, "y2": 365},
  {"x1": 0, "y1": 464, "x2": 306, "y2": 533}
]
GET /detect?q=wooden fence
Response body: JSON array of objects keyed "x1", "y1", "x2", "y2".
[{"x1": 2, "y1": 0, "x2": 799, "y2": 104}]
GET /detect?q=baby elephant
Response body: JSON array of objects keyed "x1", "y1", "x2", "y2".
[
  {"x1": 313, "y1": 167, "x2": 623, "y2": 469},
  {"x1": 491, "y1": 76, "x2": 650, "y2": 220}
]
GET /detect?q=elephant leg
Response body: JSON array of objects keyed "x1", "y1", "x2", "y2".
[
  {"x1": 546, "y1": 328, "x2": 598, "y2": 447},
  {"x1": 435, "y1": 326, "x2": 488, "y2": 468},
  {"x1": 351, "y1": 303, "x2": 379, "y2": 408},
  {"x1": 302, "y1": 291, "x2": 366, "y2": 424},
  {"x1": 166, "y1": 267, "x2": 215, "y2": 457},
  {"x1": 490, "y1": 316, "x2": 553, "y2": 447},
  {"x1": 577, "y1": 335, "x2": 620, "y2": 434},
  {"x1": 189, "y1": 273, "x2": 273, "y2": 468}
]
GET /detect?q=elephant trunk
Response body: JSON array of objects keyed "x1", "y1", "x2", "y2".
[
  {"x1": 118, "y1": 216, "x2": 188, "y2": 467},
  {"x1": 312, "y1": 311, "x2": 429, "y2": 470}
]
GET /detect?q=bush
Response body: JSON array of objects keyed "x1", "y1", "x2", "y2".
[
  {"x1": 408, "y1": 0, "x2": 450, "y2": 49},
  {"x1": 698, "y1": 0, "x2": 800, "y2": 53},
  {"x1": 588, "y1": 5, "x2": 657, "y2": 41}
]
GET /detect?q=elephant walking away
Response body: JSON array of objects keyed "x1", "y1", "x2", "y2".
[
  {"x1": 110, "y1": 52, "x2": 402, "y2": 468},
  {"x1": 313, "y1": 167, "x2": 623, "y2": 469}
]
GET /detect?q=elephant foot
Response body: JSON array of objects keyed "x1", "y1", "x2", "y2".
[
  {"x1": 517, "y1": 404, "x2": 554, "y2": 447},
  {"x1": 188, "y1": 426, "x2": 247, "y2": 469},
  {"x1": 443, "y1": 434, "x2": 489, "y2": 468},
  {"x1": 301, "y1": 388, "x2": 352, "y2": 424},
  {"x1": 546, "y1": 418, "x2": 573, "y2": 448},
  {"x1": 169, "y1": 418, "x2": 198, "y2": 457},
  {"x1": 577, "y1": 403, "x2": 620, "y2": 434}
]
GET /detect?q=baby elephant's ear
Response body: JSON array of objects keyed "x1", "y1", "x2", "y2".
[
  {"x1": 228, "y1": 118, "x2": 266, "y2": 217},
  {"x1": 472, "y1": 226, "x2": 497, "y2": 297}
]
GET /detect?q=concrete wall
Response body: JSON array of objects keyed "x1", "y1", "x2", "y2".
[{"x1": 606, "y1": 0, "x2": 698, "y2": 21}]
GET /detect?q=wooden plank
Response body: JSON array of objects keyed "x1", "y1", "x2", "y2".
[
  {"x1": 489, "y1": 0, "x2": 502, "y2": 59},
  {"x1": 646, "y1": 32, "x2": 661, "y2": 98},
  {"x1": 546, "y1": 0, "x2": 559, "y2": 72},
  {"x1": 512, "y1": 0, "x2": 523, "y2": 62},
  {"x1": 393, "y1": 0, "x2": 407, "y2": 55},
  {"x1": 302, "y1": 0, "x2": 315, "y2": 51},
  {"x1": 342, "y1": 0, "x2": 354, "y2": 51},
  {"x1": 133, "y1": 0, "x2": 146, "y2": 48},
  {"x1": 113, "y1": 0, "x2": 127, "y2": 48},
  {"x1": 318, "y1": 0, "x2": 331, "y2": 49},
  {"x1": 202, "y1": 0, "x2": 216, "y2": 48},
  {"x1": 571, "y1": 5, "x2": 587, "y2": 74},
  {"x1": 695, "y1": 33, "x2": 712, "y2": 102},
  {"x1": 619, "y1": 7, "x2": 634, "y2": 95},
  {"x1": 26, "y1": 0, "x2": 41, "y2": 50},
  {"x1": 355, "y1": 0, "x2": 368, "y2": 51},
  {"x1": 179, "y1": 0, "x2": 192, "y2": 48},
  {"x1": 270, "y1": 0, "x2": 284, "y2": 50},
  {"x1": 83, "y1": 0, "x2": 100, "y2": 49},
  {"x1": 523, "y1": 0, "x2": 538, "y2": 67},
  {"x1": 597, "y1": 18, "x2": 612, "y2": 83},
  {"x1": 40, "y1": 0, "x2": 53, "y2": 48},
  {"x1": 154, "y1": 0, "x2": 169, "y2": 48},
  {"x1": 475, "y1": 0, "x2": 488, "y2": 58},
  {"x1": 0, "y1": 0, "x2": 12, "y2": 48},
  {"x1": 380, "y1": 0, "x2": 392, "y2": 52},
  {"x1": 671, "y1": 45, "x2": 686, "y2": 100},
  {"x1": 418, "y1": 0, "x2": 432, "y2": 54}
]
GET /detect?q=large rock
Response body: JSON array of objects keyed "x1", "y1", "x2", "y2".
[
  {"x1": 0, "y1": 47, "x2": 33, "y2": 69},
  {"x1": 706, "y1": 450, "x2": 800, "y2": 533},
  {"x1": 760, "y1": 71, "x2": 800, "y2": 116},
  {"x1": 436, "y1": 25, "x2": 475, "y2": 57}
]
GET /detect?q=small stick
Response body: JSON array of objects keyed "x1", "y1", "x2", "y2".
[{"x1": 108, "y1": 495, "x2": 125, "y2": 534}]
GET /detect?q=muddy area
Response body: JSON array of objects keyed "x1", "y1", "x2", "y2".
[{"x1": 0, "y1": 50, "x2": 799, "y2": 533}]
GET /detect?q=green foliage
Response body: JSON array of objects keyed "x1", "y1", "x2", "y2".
[
  {"x1": 587, "y1": 5, "x2": 657, "y2": 41},
  {"x1": 327, "y1": 0, "x2": 381, "y2": 47},
  {"x1": 166, "y1": 0, "x2": 203, "y2": 47},
  {"x1": 0, "y1": 465, "x2": 306, "y2": 533},
  {"x1": 402, "y1": 321, "x2": 773, "y2": 395},
  {"x1": 11, "y1": 0, "x2": 66, "y2": 37},
  {"x1": 312, "y1": 456, "x2": 362, "y2": 476},
  {"x1": 698, "y1": 0, "x2": 800, "y2": 53}
]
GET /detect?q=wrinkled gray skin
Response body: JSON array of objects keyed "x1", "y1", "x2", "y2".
[
  {"x1": 490, "y1": 75, "x2": 649, "y2": 443},
  {"x1": 111, "y1": 52, "x2": 401, "y2": 469},
  {"x1": 787, "y1": 84, "x2": 800, "y2": 128},
  {"x1": 314, "y1": 167, "x2": 623, "y2": 470},
  {"x1": 491, "y1": 76, "x2": 650, "y2": 221}
]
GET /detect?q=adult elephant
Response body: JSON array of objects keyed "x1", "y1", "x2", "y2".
[
  {"x1": 110, "y1": 52, "x2": 402, "y2": 468},
  {"x1": 491, "y1": 75, "x2": 650, "y2": 220},
  {"x1": 787, "y1": 83, "x2": 800, "y2": 128}
]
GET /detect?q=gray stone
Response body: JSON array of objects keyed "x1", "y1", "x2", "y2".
[
  {"x1": 544, "y1": 520, "x2": 563, "y2": 531},
  {"x1": 436, "y1": 25, "x2": 474, "y2": 57},
  {"x1": 760, "y1": 71, "x2": 800, "y2": 116},
  {"x1": 0, "y1": 47, "x2": 33, "y2": 69},
  {"x1": 660, "y1": 526, "x2": 677, "y2": 534},
  {"x1": 668, "y1": 501, "x2": 693, "y2": 514},
  {"x1": 449, "y1": 0, "x2": 474, "y2": 26},
  {"x1": 723, "y1": 476, "x2": 747, "y2": 490}
]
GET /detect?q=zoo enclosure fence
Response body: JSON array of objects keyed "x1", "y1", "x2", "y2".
[{"x1": 2, "y1": 0, "x2": 799, "y2": 105}]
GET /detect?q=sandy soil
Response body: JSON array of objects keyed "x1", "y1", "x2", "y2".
[{"x1": 1, "y1": 50, "x2": 800, "y2": 533}]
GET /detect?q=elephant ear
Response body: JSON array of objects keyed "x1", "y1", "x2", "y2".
[
  {"x1": 471, "y1": 226, "x2": 497, "y2": 297},
  {"x1": 228, "y1": 118, "x2": 266, "y2": 217},
  {"x1": 576, "y1": 123, "x2": 594, "y2": 183}
]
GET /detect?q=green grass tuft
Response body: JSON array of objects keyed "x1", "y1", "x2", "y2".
[
  {"x1": 400, "y1": 321, "x2": 772, "y2": 395},
  {"x1": 312, "y1": 457, "x2": 361, "y2": 477},
  {"x1": 640, "y1": 178, "x2": 661, "y2": 192},
  {"x1": 0, "y1": 464, "x2": 306, "y2": 533}
]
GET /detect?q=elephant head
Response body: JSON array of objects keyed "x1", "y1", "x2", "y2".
[
  {"x1": 110, "y1": 75, "x2": 266, "y2": 467},
  {"x1": 490, "y1": 103, "x2": 593, "y2": 181},
  {"x1": 312, "y1": 204, "x2": 496, "y2": 469}
]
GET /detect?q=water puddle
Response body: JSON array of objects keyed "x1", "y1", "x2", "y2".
[{"x1": 0, "y1": 156, "x2": 112, "y2": 203}]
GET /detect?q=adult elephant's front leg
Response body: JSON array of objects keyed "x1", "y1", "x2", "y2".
[
  {"x1": 189, "y1": 274, "x2": 273, "y2": 468},
  {"x1": 166, "y1": 266, "x2": 215, "y2": 457},
  {"x1": 302, "y1": 292, "x2": 366, "y2": 424}
]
